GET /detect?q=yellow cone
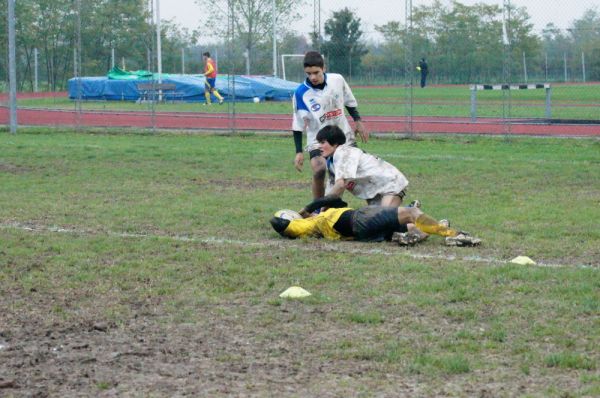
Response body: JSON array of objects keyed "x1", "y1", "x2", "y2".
[
  {"x1": 510, "y1": 256, "x2": 536, "y2": 265},
  {"x1": 279, "y1": 286, "x2": 311, "y2": 298}
]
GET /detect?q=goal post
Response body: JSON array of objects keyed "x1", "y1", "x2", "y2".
[{"x1": 281, "y1": 54, "x2": 304, "y2": 82}]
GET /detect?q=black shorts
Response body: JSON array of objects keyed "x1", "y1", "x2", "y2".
[{"x1": 352, "y1": 206, "x2": 408, "y2": 242}]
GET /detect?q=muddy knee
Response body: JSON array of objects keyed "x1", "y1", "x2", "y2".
[
  {"x1": 312, "y1": 167, "x2": 326, "y2": 181},
  {"x1": 397, "y1": 206, "x2": 423, "y2": 224}
]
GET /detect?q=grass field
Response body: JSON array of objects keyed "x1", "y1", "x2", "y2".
[
  {"x1": 1, "y1": 129, "x2": 599, "y2": 396},
  {"x1": 14, "y1": 83, "x2": 600, "y2": 120}
]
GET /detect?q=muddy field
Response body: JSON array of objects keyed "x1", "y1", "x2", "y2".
[{"x1": 1, "y1": 283, "x2": 591, "y2": 397}]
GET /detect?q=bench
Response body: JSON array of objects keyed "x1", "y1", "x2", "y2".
[{"x1": 136, "y1": 83, "x2": 183, "y2": 103}]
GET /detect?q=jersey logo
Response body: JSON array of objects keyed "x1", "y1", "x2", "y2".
[
  {"x1": 311, "y1": 103, "x2": 321, "y2": 112},
  {"x1": 319, "y1": 108, "x2": 342, "y2": 123}
]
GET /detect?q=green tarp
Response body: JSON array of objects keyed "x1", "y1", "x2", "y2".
[{"x1": 107, "y1": 66, "x2": 168, "y2": 80}]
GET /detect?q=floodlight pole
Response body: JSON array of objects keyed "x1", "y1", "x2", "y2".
[
  {"x1": 73, "y1": 49, "x2": 78, "y2": 81},
  {"x1": 181, "y1": 48, "x2": 185, "y2": 74},
  {"x1": 313, "y1": 0, "x2": 321, "y2": 50},
  {"x1": 75, "y1": 0, "x2": 82, "y2": 124},
  {"x1": 502, "y1": 0, "x2": 512, "y2": 136},
  {"x1": 272, "y1": 0, "x2": 277, "y2": 77},
  {"x1": 156, "y1": 0, "x2": 163, "y2": 100},
  {"x1": 8, "y1": 0, "x2": 17, "y2": 133},
  {"x1": 404, "y1": 0, "x2": 413, "y2": 136}
]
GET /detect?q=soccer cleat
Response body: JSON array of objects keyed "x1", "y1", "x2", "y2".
[
  {"x1": 391, "y1": 231, "x2": 424, "y2": 246},
  {"x1": 407, "y1": 199, "x2": 421, "y2": 208},
  {"x1": 218, "y1": 98, "x2": 224, "y2": 105},
  {"x1": 445, "y1": 232, "x2": 482, "y2": 247},
  {"x1": 439, "y1": 219, "x2": 450, "y2": 228}
]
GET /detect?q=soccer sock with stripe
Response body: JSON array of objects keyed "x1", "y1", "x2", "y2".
[{"x1": 415, "y1": 214, "x2": 459, "y2": 237}]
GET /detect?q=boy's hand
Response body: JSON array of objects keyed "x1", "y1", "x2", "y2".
[
  {"x1": 299, "y1": 208, "x2": 310, "y2": 218},
  {"x1": 294, "y1": 152, "x2": 304, "y2": 171},
  {"x1": 355, "y1": 121, "x2": 369, "y2": 143}
]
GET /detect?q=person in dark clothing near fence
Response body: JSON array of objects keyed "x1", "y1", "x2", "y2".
[{"x1": 418, "y1": 58, "x2": 428, "y2": 88}]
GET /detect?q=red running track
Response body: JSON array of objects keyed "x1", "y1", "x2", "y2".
[{"x1": 2, "y1": 107, "x2": 599, "y2": 137}]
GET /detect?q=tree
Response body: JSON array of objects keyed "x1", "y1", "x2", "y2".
[
  {"x1": 80, "y1": 0, "x2": 152, "y2": 74},
  {"x1": 373, "y1": 21, "x2": 407, "y2": 82},
  {"x1": 159, "y1": 22, "x2": 196, "y2": 74},
  {"x1": 569, "y1": 8, "x2": 600, "y2": 80},
  {"x1": 541, "y1": 23, "x2": 573, "y2": 80},
  {"x1": 321, "y1": 7, "x2": 367, "y2": 77},
  {"x1": 194, "y1": 0, "x2": 305, "y2": 74},
  {"x1": 30, "y1": 0, "x2": 78, "y2": 91},
  {"x1": 0, "y1": 0, "x2": 199, "y2": 90},
  {"x1": 372, "y1": 1, "x2": 542, "y2": 84}
]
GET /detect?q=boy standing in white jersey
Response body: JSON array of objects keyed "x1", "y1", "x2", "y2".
[{"x1": 292, "y1": 51, "x2": 368, "y2": 200}]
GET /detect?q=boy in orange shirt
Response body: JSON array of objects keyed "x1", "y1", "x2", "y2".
[{"x1": 202, "y1": 51, "x2": 224, "y2": 105}]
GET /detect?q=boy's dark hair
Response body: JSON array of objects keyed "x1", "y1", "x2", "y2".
[
  {"x1": 316, "y1": 125, "x2": 346, "y2": 146},
  {"x1": 303, "y1": 51, "x2": 324, "y2": 68},
  {"x1": 203, "y1": 52, "x2": 210, "y2": 57}
]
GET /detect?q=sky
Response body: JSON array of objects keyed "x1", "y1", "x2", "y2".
[{"x1": 161, "y1": 0, "x2": 597, "y2": 41}]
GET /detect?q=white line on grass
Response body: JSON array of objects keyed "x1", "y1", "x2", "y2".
[{"x1": 1, "y1": 221, "x2": 596, "y2": 270}]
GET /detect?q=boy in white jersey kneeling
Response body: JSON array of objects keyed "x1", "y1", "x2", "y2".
[{"x1": 316, "y1": 125, "x2": 409, "y2": 207}]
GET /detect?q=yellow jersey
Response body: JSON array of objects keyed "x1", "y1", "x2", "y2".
[{"x1": 283, "y1": 207, "x2": 353, "y2": 240}]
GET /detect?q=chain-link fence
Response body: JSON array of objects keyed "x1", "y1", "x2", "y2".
[{"x1": 2, "y1": 0, "x2": 599, "y2": 135}]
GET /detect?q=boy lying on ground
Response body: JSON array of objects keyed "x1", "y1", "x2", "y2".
[{"x1": 270, "y1": 196, "x2": 481, "y2": 246}]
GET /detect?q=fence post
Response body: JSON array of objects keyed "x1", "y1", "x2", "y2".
[
  {"x1": 470, "y1": 85, "x2": 477, "y2": 122},
  {"x1": 545, "y1": 85, "x2": 552, "y2": 120},
  {"x1": 522, "y1": 51, "x2": 528, "y2": 83},
  {"x1": 73, "y1": 48, "x2": 78, "y2": 79},
  {"x1": 563, "y1": 52, "x2": 568, "y2": 82},
  {"x1": 581, "y1": 52, "x2": 586, "y2": 83},
  {"x1": 34, "y1": 48, "x2": 39, "y2": 92},
  {"x1": 8, "y1": 0, "x2": 17, "y2": 133}
]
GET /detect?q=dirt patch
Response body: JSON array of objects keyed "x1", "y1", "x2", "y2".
[
  {"x1": 0, "y1": 224, "x2": 596, "y2": 395},
  {"x1": 191, "y1": 177, "x2": 308, "y2": 191},
  {"x1": 1, "y1": 302, "x2": 418, "y2": 397},
  {"x1": 1, "y1": 291, "x2": 591, "y2": 397},
  {"x1": 0, "y1": 163, "x2": 35, "y2": 174}
]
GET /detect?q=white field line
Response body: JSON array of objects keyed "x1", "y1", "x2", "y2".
[
  {"x1": 1, "y1": 221, "x2": 596, "y2": 270},
  {"x1": 379, "y1": 152, "x2": 597, "y2": 166}
]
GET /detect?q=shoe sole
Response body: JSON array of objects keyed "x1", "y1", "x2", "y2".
[
  {"x1": 391, "y1": 232, "x2": 423, "y2": 246},
  {"x1": 445, "y1": 234, "x2": 482, "y2": 247}
]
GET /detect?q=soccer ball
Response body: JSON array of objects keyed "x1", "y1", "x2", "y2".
[
  {"x1": 253, "y1": 97, "x2": 260, "y2": 103},
  {"x1": 274, "y1": 209, "x2": 301, "y2": 221}
]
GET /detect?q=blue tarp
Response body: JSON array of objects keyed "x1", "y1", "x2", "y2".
[{"x1": 68, "y1": 74, "x2": 298, "y2": 102}]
